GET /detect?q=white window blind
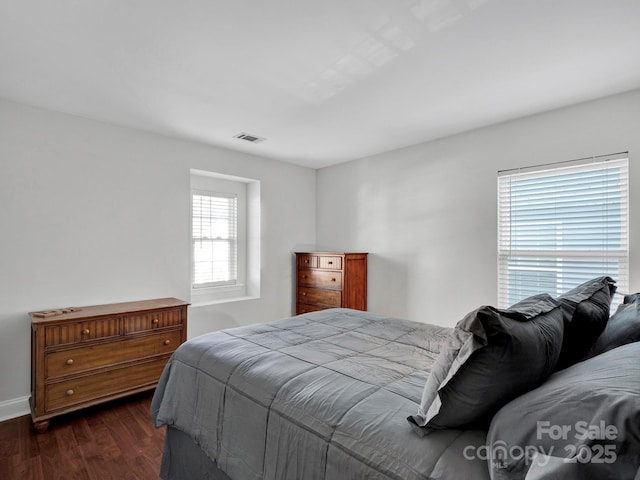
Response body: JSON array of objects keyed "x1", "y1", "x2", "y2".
[
  {"x1": 497, "y1": 153, "x2": 629, "y2": 308},
  {"x1": 192, "y1": 192, "x2": 238, "y2": 288}
]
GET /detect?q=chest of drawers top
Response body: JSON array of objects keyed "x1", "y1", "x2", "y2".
[
  {"x1": 30, "y1": 297, "x2": 189, "y2": 325},
  {"x1": 30, "y1": 297, "x2": 189, "y2": 346}
]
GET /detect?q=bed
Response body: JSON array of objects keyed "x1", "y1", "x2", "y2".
[{"x1": 151, "y1": 277, "x2": 640, "y2": 480}]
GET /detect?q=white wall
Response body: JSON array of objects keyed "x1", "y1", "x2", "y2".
[
  {"x1": 317, "y1": 89, "x2": 640, "y2": 326},
  {"x1": 2, "y1": 89, "x2": 638, "y2": 418},
  {"x1": 0, "y1": 98, "x2": 316, "y2": 415}
]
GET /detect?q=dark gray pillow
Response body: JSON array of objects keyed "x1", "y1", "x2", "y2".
[
  {"x1": 556, "y1": 276, "x2": 616, "y2": 369},
  {"x1": 408, "y1": 294, "x2": 564, "y2": 434},
  {"x1": 586, "y1": 293, "x2": 640, "y2": 359},
  {"x1": 487, "y1": 341, "x2": 640, "y2": 480}
]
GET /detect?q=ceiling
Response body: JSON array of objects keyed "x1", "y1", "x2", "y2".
[{"x1": 1, "y1": 1, "x2": 639, "y2": 169}]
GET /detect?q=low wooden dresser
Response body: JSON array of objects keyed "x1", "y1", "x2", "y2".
[
  {"x1": 295, "y1": 252, "x2": 367, "y2": 314},
  {"x1": 30, "y1": 297, "x2": 188, "y2": 432}
]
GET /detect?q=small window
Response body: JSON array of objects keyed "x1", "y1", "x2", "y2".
[
  {"x1": 192, "y1": 192, "x2": 238, "y2": 288},
  {"x1": 190, "y1": 170, "x2": 260, "y2": 305},
  {"x1": 497, "y1": 153, "x2": 629, "y2": 308}
]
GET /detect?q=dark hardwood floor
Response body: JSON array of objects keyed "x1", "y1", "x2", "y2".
[{"x1": 0, "y1": 392, "x2": 165, "y2": 480}]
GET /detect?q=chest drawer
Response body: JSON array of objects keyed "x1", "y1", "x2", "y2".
[
  {"x1": 46, "y1": 329, "x2": 182, "y2": 378},
  {"x1": 46, "y1": 356, "x2": 170, "y2": 412},
  {"x1": 44, "y1": 316, "x2": 121, "y2": 347},
  {"x1": 296, "y1": 303, "x2": 327, "y2": 315},
  {"x1": 317, "y1": 256, "x2": 342, "y2": 269},
  {"x1": 297, "y1": 254, "x2": 318, "y2": 269},
  {"x1": 124, "y1": 307, "x2": 185, "y2": 334},
  {"x1": 298, "y1": 269, "x2": 342, "y2": 289},
  {"x1": 297, "y1": 287, "x2": 341, "y2": 307}
]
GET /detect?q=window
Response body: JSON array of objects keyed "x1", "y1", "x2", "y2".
[
  {"x1": 497, "y1": 153, "x2": 629, "y2": 308},
  {"x1": 192, "y1": 192, "x2": 238, "y2": 287},
  {"x1": 190, "y1": 169, "x2": 260, "y2": 305}
]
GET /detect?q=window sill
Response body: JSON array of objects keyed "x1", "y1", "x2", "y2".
[{"x1": 190, "y1": 295, "x2": 259, "y2": 308}]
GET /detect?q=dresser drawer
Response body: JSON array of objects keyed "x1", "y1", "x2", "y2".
[
  {"x1": 45, "y1": 356, "x2": 170, "y2": 412},
  {"x1": 296, "y1": 303, "x2": 327, "y2": 314},
  {"x1": 46, "y1": 330, "x2": 182, "y2": 378},
  {"x1": 298, "y1": 270, "x2": 343, "y2": 289},
  {"x1": 297, "y1": 287, "x2": 341, "y2": 307},
  {"x1": 44, "y1": 317, "x2": 121, "y2": 347},
  {"x1": 124, "y1": 307, "x2": 185, "y2": 334},
  {"x1": 318, "y1": 256, "x2": 342, "y2": 270},
  {"x1": 296, "y1": 254, "x2": 318, "y2": 269}
]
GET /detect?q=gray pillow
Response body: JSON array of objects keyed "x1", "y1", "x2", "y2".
[
  {"x1": 487, "y1": 341, "x2": 640, "y2": 480},
  {"x1": 556, "y1": 276, "x2": 616, "y2": 369},
  {"x1": 586, "y1": 293, "x2": 640, "y2": 359},
  {"x1": 408, "y1": 294, "x2": 564, "y2": 434}
]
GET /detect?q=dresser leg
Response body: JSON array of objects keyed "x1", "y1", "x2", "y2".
[{"x1": 33, "y1": 420, "x2": 50, "y2": 433}]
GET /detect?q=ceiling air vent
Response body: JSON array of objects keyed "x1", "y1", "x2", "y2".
[{"x1": 234, "y1": 132, "x2": 266, "y2": 144}]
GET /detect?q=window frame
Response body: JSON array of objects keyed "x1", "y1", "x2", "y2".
[
  {"x1": 497, "y1": 153, "x2": 629, "y2": 308},
  {"x1": 192, "y1": 189, "x2": 240, "y2": 289},
  {"x1": 190, "y1": 169, "x2": 260, "y2": 306}
]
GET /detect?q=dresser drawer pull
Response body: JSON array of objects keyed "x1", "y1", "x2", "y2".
[
  {"x1": 328, "y1": 261, "x2": 333, "y2": 265},
  {"x1": 66, "y1": 359, "x2": 74, "y2": 365},
  {"x1": 66, "y1": 389, "x2": 74, "y2": 396},
  {"x1": 163, "y1": 339, "x2": 171, "y2": 345},
  {"x1": 152, "y1": 318, "x2": 159, "y2": 325},
  {"x1": 331, "y1": 278, "x2": 336, "y2": 282},
  {"x1": 302, "y1": 292, "x2": 307, "y2": 296},
  {"x1": 81, "y1": 329, "x2": 90, "y2": 335}
]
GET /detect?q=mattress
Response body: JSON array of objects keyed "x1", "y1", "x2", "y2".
[{"x1": 151, "y1": 308, "x2": 491, "y2": 480}]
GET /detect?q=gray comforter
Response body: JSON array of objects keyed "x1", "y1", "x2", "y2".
[{"x1": 151, "y1": 308, "x2": 491, "y2": 480}]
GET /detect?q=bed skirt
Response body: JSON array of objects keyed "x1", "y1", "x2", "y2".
[{"x1": 160, "y1": 426, "x2": 232, "y2": 480}]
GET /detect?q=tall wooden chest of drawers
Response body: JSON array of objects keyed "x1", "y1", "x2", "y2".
[
  {"x1": 295, "y1": 252, "x2": 367, "y2": 314},
  {"x1": 30, "y1": 297, "x2": 188, "y2": 432}
]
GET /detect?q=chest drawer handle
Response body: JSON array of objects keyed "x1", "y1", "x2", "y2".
[
  {"x1": 66, "y1": 389, "x2": 74, "y2": 396},
  {"x1": 302, "y1": 292, "x2": 307, "y2": 296},
  {"x1": 81, "y1": 329, "x2": 90, "y2": 335},
  {"x1": 152, "y1": 318, "x2": 159, "y2": 325},
  {"x1": 331, "y1": 278, "x2": 336, "y2": 282},
  {"x1": 163, "y1": 339, "x2": 171, "y2": 346},
  {"x1": 66, "y1": 359, "x2": 74, "y2": 365},
  {"x1": 328, "y1": 261, "x2": 333, "y2": 265}
]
